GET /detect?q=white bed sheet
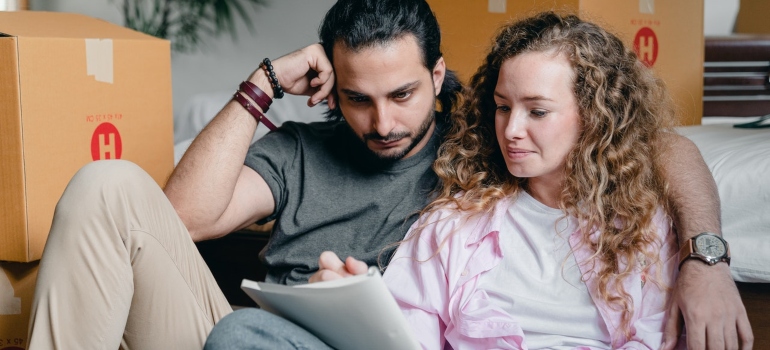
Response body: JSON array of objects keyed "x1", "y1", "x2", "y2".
[{"x1": 677, "y1": 122, "x2": 770, "y2": 282}]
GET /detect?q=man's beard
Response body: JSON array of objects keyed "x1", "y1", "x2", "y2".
[{"x1": 361, "y1": 109, "x2": 435, "y2": 163}]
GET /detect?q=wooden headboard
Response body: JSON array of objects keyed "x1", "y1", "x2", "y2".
[{"x1": 703, "y1": 35, "x2": 770, "y2": 118}]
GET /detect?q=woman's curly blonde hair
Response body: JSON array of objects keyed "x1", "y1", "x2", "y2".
[{"x1": 423, "y1": 11, "x2": 675, "y2": 334}]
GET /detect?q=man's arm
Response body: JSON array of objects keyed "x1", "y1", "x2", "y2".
[
  {"x1": 164, "y1": 44, "x2": 335, "y2": 242},
  {"x1": 659, "y1": 133, "x2": 753, "y2": 349},
  {"x1": 164, "y1": 74, "x2": 275, "y2": 241}
]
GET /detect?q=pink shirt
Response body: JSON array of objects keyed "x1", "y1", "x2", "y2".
[{"x1": 383, "y1": 195, "x2": 681, "y2": 349}]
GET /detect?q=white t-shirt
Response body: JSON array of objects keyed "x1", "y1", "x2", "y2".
[{"x1": 476, "y1": 191, "x2": 612, "y2": 349}]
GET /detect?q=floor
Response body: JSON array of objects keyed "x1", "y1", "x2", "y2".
[{"x1": 196, "y1": 229, "x2": 269, "y2": 308}]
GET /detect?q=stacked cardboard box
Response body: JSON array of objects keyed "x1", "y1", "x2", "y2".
[
  {"x1": 0, "y1": 11, "x2": 173, "y2": 347},
  {"x1": 0, "y1": 262, "x2": 37, "y2": 350},
  {"x1": 428, "y1": 0, "x2": 704, "y2": 125},
  {"x1": 0, "y1": 11, "x2": 174, "y2": 262},
  {"x1": 735, "y1": 0, "x2": 770, "y2": 34}
]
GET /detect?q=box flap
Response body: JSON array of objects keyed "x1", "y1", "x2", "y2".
[
  {"x1": 0, "y1": 36, "x2": 29, "y2": 262},
  {"x1": 0, "y1": 11, "x2": 160, "y2": 41}
]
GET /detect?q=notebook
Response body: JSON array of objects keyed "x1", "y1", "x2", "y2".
[{"x1": 241, "y1": 266, "x2": 420, "y2": 350}]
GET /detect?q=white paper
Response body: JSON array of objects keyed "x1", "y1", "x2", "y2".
[{"x1": 241, "y1": 267, "x2": 420, "y2": 350}]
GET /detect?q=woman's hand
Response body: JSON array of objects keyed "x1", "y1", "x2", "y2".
[{"x1": 308, "y1": 251, "x2": 368, "y2": 283}]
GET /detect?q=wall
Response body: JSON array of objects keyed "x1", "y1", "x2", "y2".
[
  {"x1": 28, "y1": 0, "x2": 739, "y2": 119},
  {"x1": 30, "y1": 0, "x2": 336, "y2": 123},
  {"x1": 704, "y1": 0, "x2": 739, "y2": 35}
]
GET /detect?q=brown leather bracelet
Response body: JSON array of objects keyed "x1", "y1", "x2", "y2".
[
  {"x1": 239, "y1": 81, "x2": 272, "y2": 113},
  {"x1": 232, "y1": 92, "x2": 277, "y2": 131}
]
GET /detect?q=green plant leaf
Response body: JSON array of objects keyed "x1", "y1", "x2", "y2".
[{"x1": 118, "y1": 0, "x2": 268, "y2": 53}]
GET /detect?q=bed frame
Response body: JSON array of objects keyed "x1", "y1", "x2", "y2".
[
  {"x1": 702, "y1": 33, "x2": 770, "y2": 345},
  {"x1": 737, "y1": 282, "x2": 770, "y2": 344},
  {"x1": 703, "y1": 34, "x2": 770, "y2": 117}
]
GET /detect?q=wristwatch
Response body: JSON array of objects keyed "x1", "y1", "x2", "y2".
[{"x1": 678, "y1": 232, "x2": 731, "y2": 269}]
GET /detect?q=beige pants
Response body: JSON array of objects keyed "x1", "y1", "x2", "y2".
[{"x1": 28, "y1": 160, "x2": 233, "y2": 350}]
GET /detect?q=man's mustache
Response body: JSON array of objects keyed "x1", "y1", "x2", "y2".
[{"x1": 363, "y1": 131, "x2": 410, "y2": 142}]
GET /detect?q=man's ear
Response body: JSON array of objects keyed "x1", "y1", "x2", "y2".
[
  {"x1": 327, "y1": 92, "x2": 337, "y2": 110},
  {"x1": 432, "y1": 56, "x2": 446, "y2": 96}
]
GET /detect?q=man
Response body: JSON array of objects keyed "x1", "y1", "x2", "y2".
[{"x1": 28, "y1": 0, "x2": 751, "y2": 349}]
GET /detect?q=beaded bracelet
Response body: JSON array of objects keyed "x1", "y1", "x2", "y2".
[
  {"x1": 232, "y1": 91, "x2": 277, "y2": 131},
  {"x1": 259, "y1": 58, "x2": 285, "y2": 99}
]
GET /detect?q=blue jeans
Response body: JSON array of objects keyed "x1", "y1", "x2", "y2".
[{"x1": 204, "y1": 308, "x2": 335, "y2": 350}]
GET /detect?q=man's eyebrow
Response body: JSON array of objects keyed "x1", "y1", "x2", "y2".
[
  {"x1": 340, "y1": 81, "x2": 421, "y2": 98},
  {"x1": 340, "y1": 88, "x2": 367, "y2": 97},
  {"x1": 493, "y1": 91, "x2": 554, "y2": 102},
  {"x1": 390, "y1": 81, "x2": 420, "y2": 95}
]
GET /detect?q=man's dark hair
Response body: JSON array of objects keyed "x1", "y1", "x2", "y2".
[{"x1": 319, "y1": 0, "x2": 462, "y2": 123}]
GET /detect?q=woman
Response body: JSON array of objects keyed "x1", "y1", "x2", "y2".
[{"x1": 383, "y1": 12, "x2": 681, "y2": 349}]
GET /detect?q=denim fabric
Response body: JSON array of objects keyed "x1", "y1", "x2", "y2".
[{"x1": 204, "y1": 308, "x2": 334, "y2": 350}]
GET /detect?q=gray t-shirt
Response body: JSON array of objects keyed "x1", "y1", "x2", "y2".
[{"x1": 244, "y1": 121, "x2": 441, "y2": 285}]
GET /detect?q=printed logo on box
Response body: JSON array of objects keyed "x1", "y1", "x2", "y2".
[
  {"x1": 633, "y1": 27, "x2": 658, "y2": 67},
  {"x1": 91, "y1": 122, "x2": 123, "y2": 160}
]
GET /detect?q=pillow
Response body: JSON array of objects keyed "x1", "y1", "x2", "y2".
[{"x1": 677, "y1": 124, "x2": 770, "y2": 282}]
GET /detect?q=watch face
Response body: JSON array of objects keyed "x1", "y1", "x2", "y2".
[{"x1": 695, "y1": 234, "x2": 726, "y2": 258}]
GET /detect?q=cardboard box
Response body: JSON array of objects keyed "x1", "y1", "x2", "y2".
[
  {"x1": 428, "y1": 0, "x2": 704, "y2": 125},
  {"x1": 735, "y1": 0, "x2": 770, "y2": 34},
  {"x1": 0, "y1": 261, "x2": 38, "y2": 350},
  {"x1": 0, "y1": 11, "x2": 174, "y2": 262}
]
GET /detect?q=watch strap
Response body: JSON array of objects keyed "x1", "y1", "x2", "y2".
[
  {"x1": 678, "y1": 232, "x2": 731, "y2": 270},
  {"x1": 678, "y1": 238, "x2": 695, "y2": 269}
]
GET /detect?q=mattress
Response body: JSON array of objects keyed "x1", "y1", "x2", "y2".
[{"x1": 677, "y1": 117, "x2": 770, "y2": 282}]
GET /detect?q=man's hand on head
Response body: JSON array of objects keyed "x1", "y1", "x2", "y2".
[
  {"x1": 308, "y1": 251, "x2": 369, "y2": 284},
  {"x1": 255, "y1": 43, "x2": 336, "y2": 108},
  {"x1": 661, "y1": 261, "x2": 753, "y2": 350}
]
